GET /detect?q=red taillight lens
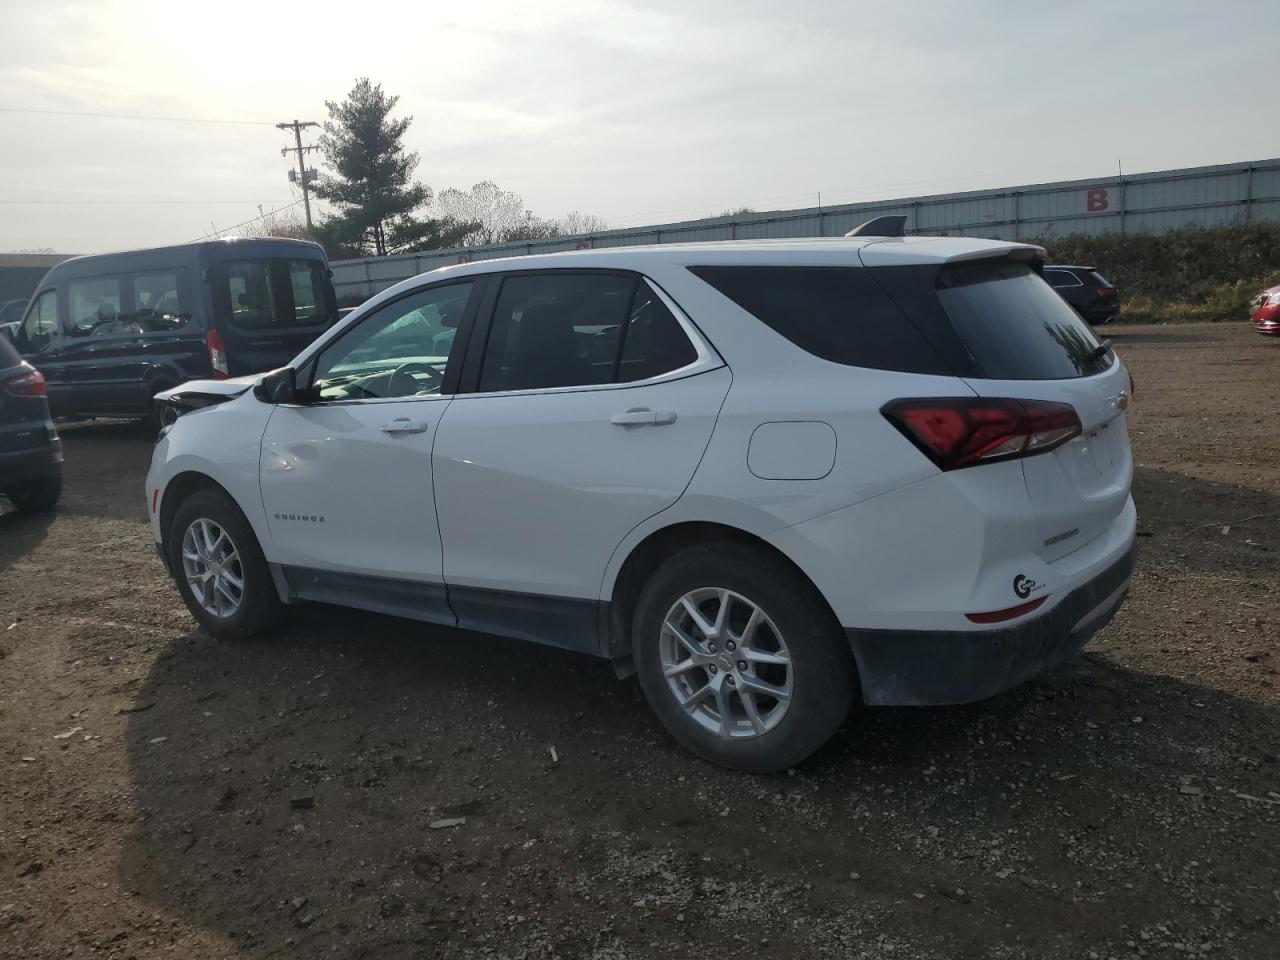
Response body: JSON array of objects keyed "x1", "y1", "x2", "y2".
[
  {"x1": 882, "y1": 397, "x2": 1082, "y2": 470},
  {"x1": 3, "y1": 365, "x2": 47, "y2": 398},
  {"x1": 1097, "y1": 287, "x2": 1116, "y2": 298},
  {"x1": 206, "y1": 329, "x2": 229, "y2": 380}
]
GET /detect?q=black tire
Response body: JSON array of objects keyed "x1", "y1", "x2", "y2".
[
  {"x1": 7, "y1": 473, "x2": 62, "y2": 512},
  {"x1": 168, "y1": 487, "x2": 283, "y2": 641},
  {"x1": 632, "y1": 541, "x2": 856, "y2": 773}
]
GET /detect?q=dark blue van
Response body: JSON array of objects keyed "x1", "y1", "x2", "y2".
[{"x1": 8, "y1": 238, "x2": 338, "y2": 427}]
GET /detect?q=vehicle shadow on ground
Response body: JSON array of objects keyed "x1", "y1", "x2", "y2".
[
  {"x1": 56, "y1": 419, "x2": 155, "y2": 523},
  {"x1": 1132, "y1": 465, "x2": 1279, "y2": 578},
  {"x1": 115, "y1": 597, "x2": 1280, "y2": 958},
  {"x1": 0, "y1": 506, "x2": 54, "y2": 578}
]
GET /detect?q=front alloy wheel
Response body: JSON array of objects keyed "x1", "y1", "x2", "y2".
[{"x1": 181, "y1": 517, "x2": 244, "y2": 618}]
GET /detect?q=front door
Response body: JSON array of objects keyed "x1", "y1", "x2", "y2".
[
  {"x1": 431, "y1": 271, "x2": 729, "y2": 652},
  {"x1": 258, "y1": 280, "x2": 478, "y2": 623}
]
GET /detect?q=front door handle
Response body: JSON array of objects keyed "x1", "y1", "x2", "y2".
[
  {"x1": 381, "y1": 418, "x2": 429, "y2": 434},
  {"x1": 610, "y1": 408, "x2": 677, "y2": 426}
]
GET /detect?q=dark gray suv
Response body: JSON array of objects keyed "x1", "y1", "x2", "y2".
[{"x1": 0, "y1": 331, "x2": 62, "y2": 511}]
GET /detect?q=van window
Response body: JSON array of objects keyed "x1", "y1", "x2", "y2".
[
  {"x1": 132, "y1": 271, "x2": 193, "y2": 332},
  {"x1": 289, "y1": 260, "x2": 328, "y2": 323},
  {"x1": 21, "y1": 290, "x2": 58, "y2": 343},
  {"x1": 218, "y1": 258, "x2": 332, "y2": 330},
  {"x1": 68, "y1": 277, "x2": 124, "y2": 336},
  {"x1": 224, "y1": 261, "x2": 280, "y2": 329}
]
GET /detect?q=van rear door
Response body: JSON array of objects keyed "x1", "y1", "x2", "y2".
[{"x1": 210, "y1": 257, "x2": 337, "y2": 376}]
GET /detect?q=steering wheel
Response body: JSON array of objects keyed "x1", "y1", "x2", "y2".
[{"x1": 386, "y1": 361, "x2": 442, "y2": 397}]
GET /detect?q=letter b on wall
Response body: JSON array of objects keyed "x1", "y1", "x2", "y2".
[{"x1": 1086, "y1": 188, "x2": 1109, "y2": 212}]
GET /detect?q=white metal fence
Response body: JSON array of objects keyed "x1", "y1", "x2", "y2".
[{"x1": 331, "y1": 157, "x2": 1280, "y2": 302}]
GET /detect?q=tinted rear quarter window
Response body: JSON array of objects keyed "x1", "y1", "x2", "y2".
[
  {"x1": 935, "y1": 261, "x2": 1110, "y2": 379},
  {"x1": 688, "y1": 265, "x2": 948, "y2": 375}
]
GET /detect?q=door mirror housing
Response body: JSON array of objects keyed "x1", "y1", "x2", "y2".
[
  {"x1": 0, "y1": 324, "x2": 16, "y2": 347},
  {"x1": 255, "y1": 366, "x2": 302, "y2": 405}
]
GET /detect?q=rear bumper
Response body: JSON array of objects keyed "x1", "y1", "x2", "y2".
[
  {"x1": 0, "y1": 442, "x2": 63, "y2": 487},
  {"x1": 847, "y1": 540, "x2": 1136, "y2": 706}
]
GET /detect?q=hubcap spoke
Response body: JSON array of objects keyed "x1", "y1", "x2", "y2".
[
  {"x1": 742, "y1": 647, "x2": 789, "y2": 667},
  {"x1": 740, "y1": 689, "x2": 767, "y2": 735},
  {"x1": 679, "y1": 596, "x2": 716, "y2": 639},
  {"x1": 663, "y1": 658, "x2": 702, "y2": 679},
  {"x1": 714, "y1": 682, "x2": 734, "y2": 739}
]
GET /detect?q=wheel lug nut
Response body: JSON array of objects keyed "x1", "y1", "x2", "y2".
[
  {"x1": 708, "y1": 664, "x2": 717, "y2": 674},
  {"x1": 737, "y1": 660, "x2": 747, "y2": 671},
  {"x1": 707, "y1": 643, "x2": 717, "y2": 653},
  {"x1": 726, "y1": 641, "x2": 736, "y2": 652},
  {"x1": 725, "y1": 675, "x2": 735, "y2": 685}
]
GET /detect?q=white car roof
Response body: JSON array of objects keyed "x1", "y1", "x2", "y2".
[{"x1": 420, "y1": 236, "x2": 1046, "y2": 282}]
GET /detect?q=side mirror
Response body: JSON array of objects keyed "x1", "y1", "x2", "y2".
[
  {"x1": 254, "y1": 366, "x2": 301, "y2": 405},
  {"x1": 0, "y1": 324, "x2": 15, "y2": 346}
]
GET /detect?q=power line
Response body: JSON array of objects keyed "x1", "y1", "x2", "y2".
[
  {"x1": 0, "y1": 106, "x2": 276, "y2": 125},
  {"x1": 190, "y1": 199, "x2": 305, "y2": 242},
  {"x1": 0, "y1": 199, "x2": 291, "y2": 205}
]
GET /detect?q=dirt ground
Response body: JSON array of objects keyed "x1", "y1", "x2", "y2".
[{"x1": 1, "y1": 322, "x2": 1277, "y2": 960}]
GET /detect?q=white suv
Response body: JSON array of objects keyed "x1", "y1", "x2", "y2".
[{"x1": 146, "y1": 237, "x2": 1136, "y2": 772}]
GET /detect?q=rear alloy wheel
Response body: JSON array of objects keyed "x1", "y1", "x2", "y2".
[
  {"x1": 634, "y1": 542, "x2": 856, "y2": 772},
  {"x1": 659, "y1": 587, "x2": 794, "y2": 740},
  {"x1": 168, "y1": 488, "x2": 283, "y2": 640}
]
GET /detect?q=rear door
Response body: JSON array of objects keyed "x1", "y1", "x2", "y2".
[
  {"x1": 431, "y1": 272, "x2": 728, "y2": 651},
  {"x1": 931, "y1": 259, "x2": 1132, "y2": 562},
  {"x1": 212, "y1": 258, "x2": 336, "y2": 375}
]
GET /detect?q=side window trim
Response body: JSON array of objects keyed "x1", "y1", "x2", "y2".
[
  {"x1": 301, "y1": 277, "x2": 483, "y2": 405},
  {"x1": 455, "y1": 269, "x2": 720, "y2": 398}
]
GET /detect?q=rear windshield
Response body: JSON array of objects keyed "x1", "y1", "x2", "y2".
[
  {"x1": 0, "y1": 331, "x2": 21, "y2": 369},
  {"x1": 217, "y1": 258, "x2": 334, "y2": 330},
  {"x1": 935, "y1": 261, "x2": 1111, "y2": 379},
  {"x1": 1090, "y1": 271, "x2": 1113, "y2": 287}
]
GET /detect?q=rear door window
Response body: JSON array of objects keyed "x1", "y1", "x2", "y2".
[
  {"x1": 20, "y1": 290, "x2": 59, "y2": 347},
  {"x1": 617, "y1": 284, "x2": 698, "y2": 382},
  {"x1": 935, "y1": 260, "x2": 1110, "y2": 379},
  {"x1": 689, "y1": 265, "x2": 949, "y2": 375}
]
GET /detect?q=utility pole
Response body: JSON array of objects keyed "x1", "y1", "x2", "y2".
[{"x1": 276, "y1": 120, "x2": 320, "y2": 230}]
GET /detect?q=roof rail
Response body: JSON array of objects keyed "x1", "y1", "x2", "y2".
[{"x1": 845, "y1": 215, "x2": 907, "y2": 238}]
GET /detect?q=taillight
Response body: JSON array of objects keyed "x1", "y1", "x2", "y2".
[
  {"x1": 206, "y1": 329, "x2": 229, "y2": 380},
  {"x1": 882, "y1": 397, "x2": 1082, "y2": 471},
  {"x1": 1097, "y1": 287, "x2": 1116, "y2": 298},
  {"x1": 3, "y1": 365, "x2": 47, "y2": 398}
]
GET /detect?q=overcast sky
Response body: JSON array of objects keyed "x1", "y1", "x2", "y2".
[{"x1": 2, "y1": 0, "x2": 1276, "y2": 254}]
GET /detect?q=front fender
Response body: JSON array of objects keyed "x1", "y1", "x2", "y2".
[{"x1": 146, "y1": 394, "x2": 274, "y2": 551}]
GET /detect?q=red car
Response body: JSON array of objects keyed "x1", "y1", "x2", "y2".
[{"x1": 1252, "y1": 284, "x2": 1280, "y2": 336}]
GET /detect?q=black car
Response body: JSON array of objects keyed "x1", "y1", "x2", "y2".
[
  {"x1": 0, "y1": 329, "x2": 62, "y2": 512},
  {"x1": 9, "y1": 238, "x2": 338, "y2": 429},
  {"x1": 1043, "y1": 265, "x2": 1120, "y2": 325}
]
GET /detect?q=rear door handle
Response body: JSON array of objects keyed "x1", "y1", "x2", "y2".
[
  {"x1": 381, "y1": 418, "x2": 429, "y2": 434},
  {"x1": 610, "y1": 408, "x2": 676, "y2": 426}
]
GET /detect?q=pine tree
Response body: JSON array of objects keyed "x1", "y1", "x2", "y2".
[{"x1": 315, "y1": 79, "x2": 458, "y2": 256}]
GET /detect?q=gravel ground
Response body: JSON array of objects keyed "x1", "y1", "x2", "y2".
[{"x1": 1, "y1": 321, "x2": 1277, "y2": 960}]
